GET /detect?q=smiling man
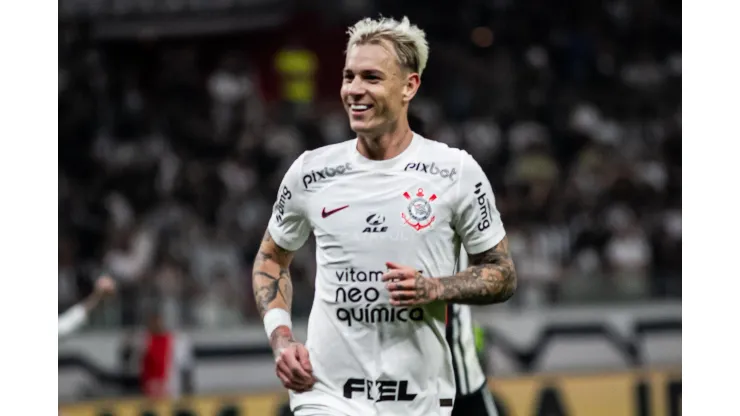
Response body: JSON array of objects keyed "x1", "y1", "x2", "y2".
[{"x1": 252, "y1": 16, "x2": 517, "y2": 416}]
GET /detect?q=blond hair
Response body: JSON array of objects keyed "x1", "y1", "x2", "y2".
[{"x1": 346, "y1": 16, "x2": 430, "y2": 77}]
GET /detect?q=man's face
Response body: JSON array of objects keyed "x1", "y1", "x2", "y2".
[{"x1": 340, "y1": 41, "x2": 419, "y2": 136}]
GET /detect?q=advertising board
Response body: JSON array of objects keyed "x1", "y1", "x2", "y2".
[{"x1": 60, "y1": 369, "x2": 681, "y2": 416}]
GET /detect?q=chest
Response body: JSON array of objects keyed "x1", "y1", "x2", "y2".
[{"x1": 305, "y1": 173, "x2": 458, "y2": 257}]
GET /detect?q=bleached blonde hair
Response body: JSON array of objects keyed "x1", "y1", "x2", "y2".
[{"x1": 346, "y1": 16, "x2": 430, "y2": 77}]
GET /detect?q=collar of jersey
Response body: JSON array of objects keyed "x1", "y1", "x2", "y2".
[{"x1": 348, "y1": 132, "x2": 423, "y2": 170}]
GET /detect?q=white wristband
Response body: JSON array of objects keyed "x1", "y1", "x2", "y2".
[{"x1": 263, "y1": 308, "x2": 292, "y2": 338}]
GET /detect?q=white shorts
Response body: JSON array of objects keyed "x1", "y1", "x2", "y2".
[
  {"x1": 292, "y1": 403, "x2": 352, "y2": 416},
  {"x1": 290, "y1": 389, "x2": 362, "y2": 416},
  {"x1": 291, "y1": 390, "x2": 454, "y2": 416}
]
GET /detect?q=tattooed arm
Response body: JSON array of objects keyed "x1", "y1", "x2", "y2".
[
  {"x1": 387, "y1": 154, "x2": 515, "y2": 305},
  {"x1": 434, "y1": 237, "x2": 517, "y2": 304},
  {"x1": 254, "y1": 229, "x2": 316, "y2": 390},
  {"x1": 384, "y1": 237, "x2": 517, "y2": 306},
  {"x1": 253, "y1": 230, "x2": 296, "y2": 350}
]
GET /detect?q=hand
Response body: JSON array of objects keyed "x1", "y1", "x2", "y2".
[
  {"x1": 94, "y1": 275, "x2": 117, "y2": 297},
  {"x1": 272, "y1": 330, "x2": 316, "y2": 392},
  {"x1": 382, "y1": 261, "x2": 440, "y2": 306}
]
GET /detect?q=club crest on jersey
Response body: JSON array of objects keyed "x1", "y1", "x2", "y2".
[{"x1": 402, "y1": 188, "x2": 437, "y2": 231}]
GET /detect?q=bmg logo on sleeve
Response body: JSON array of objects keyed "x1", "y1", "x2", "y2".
[
  {"x1": 274, "y1": 186, "x2": 292, "y2": 224},
  {"x1": 302, "y1": 162, "x2": 352, "y2": 189},
  {"x1": 404, "y1": 162, "x2": 457, "y2": 181},
  {"x1": 474, "y1": 182, "x2": 493, "y2": 231}
]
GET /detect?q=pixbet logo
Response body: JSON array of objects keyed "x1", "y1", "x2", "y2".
[
  {"x1": 362, "y1": 213, "x2": 387, "y2": 233},
  {"x1": 343, "y1": 378, "x2": 417, "y2": 402},
  {"x1": 274, "y1": 186, "x2": 291, "y2": 224},
  {"x1": 474, "y1": 182, "x2": 493, "y2": 231},
  {"x1": 302, "y1": 162, "x2": 352, "y2": 189},
  {"x1": 404, "y1": 161, "x2": 457, "y2": 181}
]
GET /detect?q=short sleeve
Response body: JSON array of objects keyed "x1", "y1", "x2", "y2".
[
  {"x1": 58, "y1": 304, "x2": 87, "y2": 339},
  {"x1": 267, "y1": 153, "x2": 312, "y2": 252},
  {"x1": 452, "y1": 152, "x2": 506, "y2": 255}
]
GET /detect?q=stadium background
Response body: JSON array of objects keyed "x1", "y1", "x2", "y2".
[{"x1": 58, "y1": 0, "x2": 681, "y2": 414}]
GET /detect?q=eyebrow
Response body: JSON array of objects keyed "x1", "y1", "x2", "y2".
[{"x1": 343, "y1": 69, "x2": 385, "y2": 77}]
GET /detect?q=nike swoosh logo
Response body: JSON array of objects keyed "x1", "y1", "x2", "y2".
[{"x1": 322, "y1": 205, "x2": 350, "y2": 218}]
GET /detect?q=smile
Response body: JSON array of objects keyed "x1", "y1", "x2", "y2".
[{"x1": 350, "y1": 104, "x2": 373, "y2": 113}]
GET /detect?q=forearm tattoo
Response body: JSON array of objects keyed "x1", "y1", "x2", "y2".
[
  {"x1": 253, "y1": 231, "x2": 294, "y2": 318},
  {"x1": 436, "y1": 237, "x2": 517, "y2": 304}
]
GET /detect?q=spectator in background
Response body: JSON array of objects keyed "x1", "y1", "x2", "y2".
[
  {"x1": 103, "y1": 224, "x2": 157, "y2": 326},
  {"x1": 140, "y1": 311, "x2": 193, "y2": 399},
  {"x1": 152, "y1": 254, "x2": 192, "y2": 329},
  {"x1": 103, "y1": 225, "x2": 156, "y2": 282},
  {"x1": 208, "y1": 53, "x2": 257, "y2": 143},
  {"x1": 59, "y1": 275, "x2": 117, "y2": 340},
  {"x1": 604, "y1": 206, "x2": 652, "y2": 300}
]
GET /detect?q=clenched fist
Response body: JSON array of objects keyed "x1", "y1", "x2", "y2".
[
  {"x1": 94, "y1": 275, "x2": 117, "y2": 297},
  {"x1": 382, "y1": 261, "x2": 440, "y2": 306},
  {"x1": 272, "y1": 327, "x2": 316, "y2": 392}
]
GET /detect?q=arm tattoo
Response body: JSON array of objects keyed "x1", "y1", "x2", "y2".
[
  {"x1": 253, "y1": 269, "x2": 291, "y2": 315},
  {"x1": 261, "y1": 231, "x2": 292, "y2": 263},
  {"x1": 253, "y1": 231, "x2": 294, "y2": 318},
  {"x1": 435, "y1": 237, "x2": 517, "y2": 305},
  {"x1": 411, "y1": 270, "x2": 436, "y2": 302}
]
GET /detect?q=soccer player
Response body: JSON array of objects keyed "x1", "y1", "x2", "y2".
[
  {"x1": 253, "y1": 16, "x2": 517, "y2": 416},
  {"x1": 58, "y1": 275, "x2": 116, "y2": 339}
]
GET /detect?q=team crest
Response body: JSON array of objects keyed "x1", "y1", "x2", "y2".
[{"x1": 402, "y1": 188, "x2": 437, "y2": 231}]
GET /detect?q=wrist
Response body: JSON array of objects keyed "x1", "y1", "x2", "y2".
[
  {"x1": 269, "y1": 326, "x2": 294, "y2": 354},
  {"x1": 431, "y1": 278, "x2": 446, "y2": 301},
  {"x1": 262, "y1": 308, "x2": 293, "y2": 342}
]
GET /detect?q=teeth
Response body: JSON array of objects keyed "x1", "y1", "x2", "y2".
[{"x1": 351, "y1": 104, "x2": 369, "y2": 111}]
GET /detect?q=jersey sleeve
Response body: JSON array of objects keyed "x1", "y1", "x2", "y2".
[
  {"x1": 452, "y1": 152, "x2": 506, "y2": 255},
  {"x1": 267, "y1": 152, "x2": 312, "y2": 252},
  {"x1": 58, "y1": 304, "x2": 87, "y2": 340}
]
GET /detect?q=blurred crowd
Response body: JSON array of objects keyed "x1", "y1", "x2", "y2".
[{"x1": 59, "y1": 0, "x2": 681, "y2": 330}]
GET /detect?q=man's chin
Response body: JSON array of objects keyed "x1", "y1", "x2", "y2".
[{"x1": 349, "y1": 121, "x2": 378, "y2": 135}]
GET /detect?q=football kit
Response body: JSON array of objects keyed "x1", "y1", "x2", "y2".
[{"x1": 268, "y1": 134, "x2": 506, "y2": 416}]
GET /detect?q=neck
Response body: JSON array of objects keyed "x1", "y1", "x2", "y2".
[{"x1": 356, "y1": 119, "x2": 414, "y2": 161}]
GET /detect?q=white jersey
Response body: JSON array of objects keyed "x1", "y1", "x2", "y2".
[{"x1": 268, "y1": 133, "x2": 505, "y2": 416}]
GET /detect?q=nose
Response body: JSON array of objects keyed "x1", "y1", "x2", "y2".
[{"x1": 346, "y1": 76, "x2": 366, "y2": 97}]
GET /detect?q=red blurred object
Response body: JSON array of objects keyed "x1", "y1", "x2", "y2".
[{"x1": 141, "y1": 330, "x2": 173, "y2": 398}]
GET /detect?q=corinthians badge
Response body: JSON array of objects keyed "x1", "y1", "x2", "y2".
[{"x1": 402, "y1": 188, "x2": 437, "y2": 231}]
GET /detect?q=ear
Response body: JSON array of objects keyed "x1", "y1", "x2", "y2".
[{"x1": 402, "y1": 72, "x2": 421, "y2": 103}]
